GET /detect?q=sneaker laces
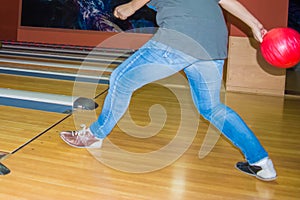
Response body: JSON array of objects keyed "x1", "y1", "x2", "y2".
[{"x1": 71, "y1": 124, "x2": 88, "y2": 137}]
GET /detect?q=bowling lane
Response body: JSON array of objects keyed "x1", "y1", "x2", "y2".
[
  {"x1": 0, "y1": 40, "x2": 132, "y2": 82},
  {"x1": 0, "y1": 74, "x2": 108, "y2": 98},
  {"x1": 0, "y1": 42, "x2": 115, "y2": 156},
  {"x1": 0, "y1": 74, "x2": 109, "y2": 113},
  {"x1": 0, "y1": 105, "x2": 69, "y2": 153},
  {"x1": 0, "y1": 74, "x2": 109, "y2": 153}
]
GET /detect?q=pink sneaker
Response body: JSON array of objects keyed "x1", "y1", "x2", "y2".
[{"x1": 60, "y1": 124, "x2": 103, "y2": 148}]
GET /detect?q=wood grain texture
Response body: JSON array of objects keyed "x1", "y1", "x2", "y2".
[
  {"x1": 226, "y1": 36, "x2": 286, "y2": 96},
  {"x1": 0, "y1": 106, "x2": 67, "y2": 153},
  {"x1": 0, "y1": 74, "x2": 109, "y2": 152},
  {"x1": 0, "y1": 83, "x2": 299, "y2": 200}
]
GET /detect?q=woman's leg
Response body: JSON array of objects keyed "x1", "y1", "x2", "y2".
[
  {"x1": 183, "y1": 59, "x2": 268, "y2": 164},
  {"x1": 90, "y1": 40, "x2": 194, "y2": 138}
]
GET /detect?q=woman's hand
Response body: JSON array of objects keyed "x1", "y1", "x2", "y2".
[
  {"x1": 219, "y1": 0, "x2": 267, "y2": 43},
  {"x1": 114, "y1": 3, "x2": 136, "y2": 20},
  {"x1": 113, "y1": 0, "x2": 150, "y2": 20},
  {"x1": 251, "y1": 22, "x2": 268, "y2": 43}
]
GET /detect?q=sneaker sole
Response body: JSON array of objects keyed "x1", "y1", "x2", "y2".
[{"x1": 60, "y1": 136, "x2": 103, "y2": 149}]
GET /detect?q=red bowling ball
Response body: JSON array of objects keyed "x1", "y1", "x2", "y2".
[{"x1": 260, "y1": 27, "x2": 300, "y2": 68}]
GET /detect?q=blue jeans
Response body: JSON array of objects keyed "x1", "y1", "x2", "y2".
[{"x1": 90, "y1": 40, "x2": 268, "y2": 164}]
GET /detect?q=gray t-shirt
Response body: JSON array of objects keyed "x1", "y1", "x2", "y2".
[{"x1": 148, "y1": 0, "x2": 228, "y2": 60}]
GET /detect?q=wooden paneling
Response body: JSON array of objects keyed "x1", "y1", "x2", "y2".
[
  {"x1": 17, "y1": 27, "x2": 152, "y2": 49},
  {"x1": 0, "y1": 0, "x2": 20, "y2": 40},
  {"x1": 224, "y1": 0, "x2": 289, "y2": 96},
  {"x1": 226, "y1": 36, "x2": 286, "y2": 96}
]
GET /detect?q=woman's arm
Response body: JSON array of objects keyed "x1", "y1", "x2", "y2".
[
  {"x1": 219, "y1": 0, "x2": 267, "y2": 42},
  {"x1": 114, "y1": 0, "x2": 151, "y2": 20}
]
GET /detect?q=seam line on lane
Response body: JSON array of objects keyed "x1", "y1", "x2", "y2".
[{"x1": 10, "y1": 88, "x2": 109, "y2": 155}]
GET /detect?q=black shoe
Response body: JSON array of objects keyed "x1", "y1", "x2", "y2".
[
  {"x1": 235, "y1": 160, "x2": 277, "y2": 181},
  {"x1": 0, "y1": 162, "x2": 10, "y2": 175}
]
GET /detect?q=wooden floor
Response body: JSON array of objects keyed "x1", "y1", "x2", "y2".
[
  {"x1": 0, "y1": 72, "x2": 108, "y2": 154},
  {"x1": 0, "y1": 80, "x2": 300, "y2": 200}
]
